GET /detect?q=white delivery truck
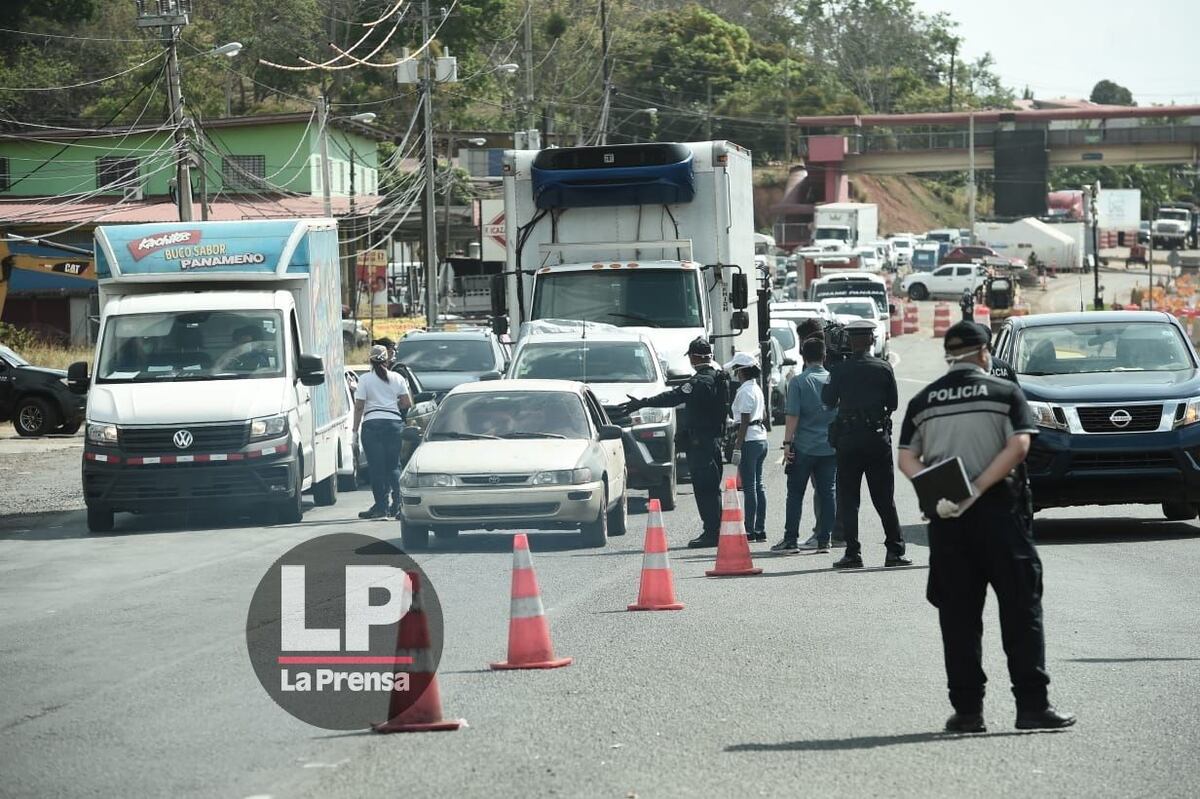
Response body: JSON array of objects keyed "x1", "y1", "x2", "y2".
[
  {"x1": 494, "y1": 141, "x2": 760, "y2": 375},
  {"x1": 71, "y1": 220, "x2": 350, "y2": 532},
  {"x1": 812, "y1": 202, "x2": 879, "y2": 250}
]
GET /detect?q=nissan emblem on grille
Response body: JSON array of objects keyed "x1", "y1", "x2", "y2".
[
  {"x1": 173, "y1": 430, "x2": 194, "y2": 449},
  {"x1": 1109, "y1": 409, "x2": 1132, "y2": 428}
]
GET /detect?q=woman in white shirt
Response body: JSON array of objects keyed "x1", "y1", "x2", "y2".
[
  {"x1": 726, "y1": 352, "x2": 769, "y2": 542},
  {"x1": 353, "y1": 345, "x2": 412, "y2": 519}
]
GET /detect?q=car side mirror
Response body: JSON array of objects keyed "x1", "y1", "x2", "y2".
[
  {"x1": 67, "y1": 361, "x2": 90, "y2": 393},
  {"x1": 414, "y1": 391, "x2": 435, "y2": 403},
  {"x1": 599, "y1": 424, "x2": 624, "y2": 441},
  {"x1": 297, "y1": 354, "x2": 325, "y2": 386},
  {"x1": 477, "y1": 370, "x2": 503, "y2": 382}
]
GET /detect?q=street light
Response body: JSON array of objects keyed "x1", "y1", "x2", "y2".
[
  {"x1": 496, "y1": 63, "x2": 519, "y2": 74},
  {"x1": 208, "y1": 41, "x2": 242, "y2": 57},
  {"x1": 347, "y1": 112, "x2": 376, "y2": 124}
]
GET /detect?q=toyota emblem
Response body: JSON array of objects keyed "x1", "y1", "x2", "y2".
[
  {"x1": 1109, "y1": 409, "x2": 1132, "y2": 428},
  {"x1": 173, "y1": 429, "x2": 194, "y2": 449},
  {"x1": 488, "y1": 475, "x2": 501, "y2": 485}
]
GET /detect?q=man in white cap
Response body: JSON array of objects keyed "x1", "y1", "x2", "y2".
[{"x1": 726, "y1": 352, "x2": 768, "y2": 541}]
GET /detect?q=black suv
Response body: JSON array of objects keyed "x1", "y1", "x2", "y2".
[
  {"x1": 992, "y1": 311, "x2": 1200, "y2": 519},
  {"x1": 0, "y1": 343, "x2": 87, "y2": 436}
]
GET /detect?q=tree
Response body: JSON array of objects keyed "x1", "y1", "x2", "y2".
[{"x1": 1090, "y1": 79, "x2": 1135, "y2": 106}]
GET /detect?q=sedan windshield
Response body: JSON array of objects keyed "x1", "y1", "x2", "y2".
[
  {"x1": 1016, "y1": 322, "x2": 1194, "y2": 375},
  {"x1": 532, "y1": 270, "x2": 703, "y2": 329},
  {"x1": 394, "y1": 338, "x2": 496, "y2": 372},
  {"x1": 427, "y1": 391, "x2": 591, "y2": 439},
  {"x1": 512, "y1": 341, "x2": 657, "y2": 383},
  {"x1": 96, "y1": 311, "x2": 285, "y2": 383}
]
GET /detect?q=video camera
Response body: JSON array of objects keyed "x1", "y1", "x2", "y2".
[{"x1": 796, "y1": 318, "x2": 852, "y2": 366}]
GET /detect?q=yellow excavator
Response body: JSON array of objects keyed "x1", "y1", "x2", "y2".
[{"x1": 0, "y1": 234, "x2": 95, "y2": 328}]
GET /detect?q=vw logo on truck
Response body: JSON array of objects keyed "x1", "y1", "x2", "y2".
[{"x1": 173, "y1": 429, "x2": 194, "y2": 449}]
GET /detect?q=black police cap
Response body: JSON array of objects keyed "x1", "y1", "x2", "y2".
[
  {"x1": 687, "y1": 337, "x2": 713, "y2": 356},
  {"x1": 944, "y1": 321, "x2": 990, "y2": 351}
]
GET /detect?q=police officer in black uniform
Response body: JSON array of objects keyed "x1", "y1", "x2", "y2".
[
  {"x1": 618, "y1": 337, "x2": 727, "y2": 548},
  {"x1": 897, "y1": 320, "x2": 1075, "y2": 733},
  {"x1": 822, "y1": 320, "x2": 909, "y2": 568}
]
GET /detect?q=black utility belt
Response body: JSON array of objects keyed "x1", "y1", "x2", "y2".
[{"x1": 749, "y1": 419, "x2": 765, "y2": 427}]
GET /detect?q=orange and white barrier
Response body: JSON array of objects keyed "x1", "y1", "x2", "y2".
[
  {"x1": 628, "y1": 499, "x2": 684, "y2": 611},
  {"x1": 490, "y1": 534, "x2": 573, "y2": 670},
  {"x1": 706, "y1": 479, "x2": 762, "y2": 577},
  {"x1": 903, "y1": 303, "x2": 919, "y2": 334},
  {"x1": 932, "y1": 303, "x2": 951, "y2": 338},
  {"x1": 973, "y1": 304, "x2": 991, "y2": 329}
]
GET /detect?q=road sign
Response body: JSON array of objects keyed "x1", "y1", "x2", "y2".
[
  {"x1": 479, "y1": 198, "x2": 505, "y2": 262},
  {"x1": 355, "y1": 249, "x2": 387, "y2": 282}
]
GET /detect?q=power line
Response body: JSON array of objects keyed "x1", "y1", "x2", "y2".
[{"x1": 0, "y1": 50, "x2": 166, "y2": 92}]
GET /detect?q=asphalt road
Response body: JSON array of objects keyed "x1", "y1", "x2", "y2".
[{"x1": 2, "y1": 329, "x2": 1200, "y2": 798}]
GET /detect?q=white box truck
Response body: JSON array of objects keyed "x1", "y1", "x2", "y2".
[
  {"x1": 812, "y1": 202, "x2": 879, "y2": 250},
  {"x1": 495, "y1": 141, "x2": 760, "y2": 374},
  {"x1": 974, "y1": 218, "x2": 1081, "y2": 273},
  {"x1": 71, "y1": 220, "x2": 350, "y2": 532}
]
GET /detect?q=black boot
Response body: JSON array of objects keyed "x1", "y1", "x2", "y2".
[
  {"x1": 1016, "y1": 706, "x2": 1076, "y2": 730},
  {"x1": 687, "y1": 533, "x2": 719, "y2": 548},
  {"x1": 944, "y1": 712, "x2": 987, "y2": 733}
]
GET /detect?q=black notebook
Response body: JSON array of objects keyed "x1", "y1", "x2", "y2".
[{"x1": 911, "y1": 457, "x2": 973, "y2": 515}]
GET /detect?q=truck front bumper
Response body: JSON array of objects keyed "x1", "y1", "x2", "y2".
[{"x1": 82, "y1": 439, "x2": 297, "y2": 513}]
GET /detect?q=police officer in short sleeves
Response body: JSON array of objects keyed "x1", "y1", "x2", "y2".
[{"x1": 897, "y1": 320, "x2": 1076, "y2": 733}]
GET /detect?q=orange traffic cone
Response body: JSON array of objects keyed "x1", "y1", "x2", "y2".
[
  {"x1": 373, "y1": 571, "x2": 465, "y2": 733},
  {"x1": 490, "y1": 534, "x2": 573, "y2": 670},
  {"x1": 628, "y1": 499, "x2": 684, "y2": 611},
  {"x1": 706, "y1": 478, "x2": 763, "y2": 577}
]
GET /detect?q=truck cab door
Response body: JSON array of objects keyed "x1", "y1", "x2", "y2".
[
  {"x1": 290, "y1": 311, "x2": 315, "y2": 481},
  {"x1": 0, "y1": 357, "x2": 13, "y2": 418}
]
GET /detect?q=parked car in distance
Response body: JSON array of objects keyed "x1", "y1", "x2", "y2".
[
  {"x1": 901, "y1": 263, "x2": 989, "y2": 300},
  {"x1": 911, "y1": 243, "x2": 941, "y2": 272},
  {"x1": 0, "y1": 343, "x2": 87, "y2": 436},
  {"x1": 507, "y1": 323, "x2": 678, "y2": 510},
  {"x1": 1138, "y1": 220, "x2": 1150, "y2": 245},
  {"x1": 392, "y1": 328, "x2": 508, "y2": 399},
  {"x1": 888, "y1": 236, "x2": 916, "y2": 266},
  {"x1": 341, "y1": 307, "x2": 369, "y2": 349},
  {"x1": 823, "y1": 297, "x2": 889, "y2": 358},
  {"x1": 854, "y1": 245, "x2": 882, "y2": 272},
  {"x1": 992, "y1": 311, "x2": 1200, "y2": 520},
  {"x1": 398, "y1": 380, "x2": 628, "y2": 549},
  {"x1": 925, "y1": 228, "x2": 962, "y2": 247}
]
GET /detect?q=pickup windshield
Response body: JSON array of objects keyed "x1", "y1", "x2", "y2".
[
  {"x1": 96, "y1": 310, "x2": 286, "y2": 383},
  {"x1": 1016, "y1": 322, "x2": 1194, "y2": 375},
  {"x1": 512, "y1": 340, "x2": 657, "y2": 383},
  {"x1": 532, "y1": 270, "x2": 703, "y2": 328}
]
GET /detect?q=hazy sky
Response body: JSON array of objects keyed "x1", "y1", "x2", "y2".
[{"x1": 912, "y1": 0, "x2": 1200, "y2": 105}]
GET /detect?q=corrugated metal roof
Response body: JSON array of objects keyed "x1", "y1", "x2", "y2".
[{"x1": 0, "y1": 194, "x2": 385, "y2": 226}]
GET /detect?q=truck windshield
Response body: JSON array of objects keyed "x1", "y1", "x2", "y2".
[
  {"x1": 814, "y1": 227, "x2": 849, "y2": 242},
  {"x1": 1158, "y1": 210, "x2": 1188, "y2": 221},
  {"x1": 1016, "y1": 322, "x2": 1194, "y2": 375},
  {"x1": 912, "y1": 250, "x2": 938, "y2": 269},
  {"x1": 532, "y1": 270, "x2": 703, "y2": 328},
  {"x1": 96, "y1": 310, "x2": 286, "y2": 383},
  {"x1": 512, "y1": 341, "x2": 657, "y2": 383}
]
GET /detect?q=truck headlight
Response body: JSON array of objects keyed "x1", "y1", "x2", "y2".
[
  {"x1": 631, "y1": 407, "x2": 670, "y2": 426},
  {"x1": 401, "y1": 472, "x2": 455, "y2": 488},
  {"x1": 86, "y1": 423, "x2": 118, "y2": 445},
  {"x1": 1177, "y1": 397, "x2": 1200, "y2": 427},
  {"x1": 1027, "y1": 401, "x2": 1067, "y2": 431},
  {"x1": 532, "y1": 468, "x2": 593, "y2": 485},
  {"x1": 249, "y1": 414, "x2": 288, "y2": 441}
]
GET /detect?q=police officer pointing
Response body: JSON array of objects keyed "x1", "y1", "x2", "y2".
[
  {"x1": 618, "y1": 337, "x2": 729, "y2": 548},
  {"x1": 897, "y1": 320, "x2": 1075, "y2": 733},
  {"x1": 822, "y1": 319, "x2": 909, "y2": 568}
]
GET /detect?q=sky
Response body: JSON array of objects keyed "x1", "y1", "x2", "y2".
[{"x1": 911, "y1": 0, "x2": 1200, "y2": 106}]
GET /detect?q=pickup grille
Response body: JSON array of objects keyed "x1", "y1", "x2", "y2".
[
  {"x1": 1071, "y1": 451, "x2": 1177, "y2": 470},
  {"x1": 1076, "y1": 405, "x2": 1161, "y2": 433},
  {"x1": 120, "y1": 423, "x2": 249, "y2": 453}
]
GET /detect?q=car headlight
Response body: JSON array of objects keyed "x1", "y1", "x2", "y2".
[
  {"x1": 401, "y1": 472, "x2": 456, "y2": 488},
  {"x1": 1027, "y1": 401, "x2": 1067, "y2": 431},
  {"x1": 249, "y1": 414, "x2": 288, "y2": 441},
  {"x1": 86, "y1": 423, "x2": 118, "y2": 445},
  {"x1": 532, "y1": 468, "x2": 593, "y2": 485},
  {"x1": 630, "y1": 407, "x2": 670, "y2": 425},
  {"x1": 1177, "y1": 397, "x2": 1200, "y2": 427}
]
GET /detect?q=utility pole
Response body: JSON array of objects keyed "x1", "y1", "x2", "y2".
[
  {"x1": 420, "y1": 0, "x2": 439, "y2": 329},
  {"x1": 705, "y1": 78, "x2": 713, "y2": 140},
  {"x1": 967, "y1": 113, "x2": 976, "y2": 244},
  {"x1": 783, "y1": 49, "x2": 792, "y2": 164},
  {"x1": 1091, "y1": 181, "x2": 1102, "y2": 310},
  {"x1": 137, "y1": 1, "x2": 193, "y2": 222},
  {"x1": 317, "y1": 94, "x2": 333, "y2": 217},
  {"x1": 598, "y1": 0, "x2": 611, "y2": 145},
  {"x1": 522, "y1": 0, "x2": 535, "y2": 135},
  {"x1": 948, "y1": 40, "x2": 957, "y2": 112},
  {"x1": 443, "y1": 130, "x2": 453, "y2": 259}
]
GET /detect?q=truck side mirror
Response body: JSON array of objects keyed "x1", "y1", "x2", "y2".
[
  {"x1": 67, "y1": 361, "x2": 90, "y2": 394},
  {"x1": 731, "y1": 310, "x2": 750, "y2": 331},
  {"x1": 297, "y1": 354, "x2": 325, "y2": 386},
  {"x1": 490, "y1": 274, "x2": 507, "y2": 317},
  {"x1": 731, "y1": 272, "x2": 749, "y2": 309}
]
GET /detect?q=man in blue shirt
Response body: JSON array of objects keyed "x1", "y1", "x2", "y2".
[{"x1": 772, "y1": 337, "x2": 839, "y2": 553}]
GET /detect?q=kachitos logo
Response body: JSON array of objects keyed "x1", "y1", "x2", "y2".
[
  {"x1": 246, "y1": 533, "x2": 445, "y2": 730},
  {"x1": 127, "y1": 229, "x2": 201, "y2": 261}
]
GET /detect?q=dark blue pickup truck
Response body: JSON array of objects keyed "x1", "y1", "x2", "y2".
[{"x1": 992, "y1": 311, "x2": 1200, "y2": 520}]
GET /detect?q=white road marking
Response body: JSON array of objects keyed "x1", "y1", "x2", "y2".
[{"x1": 302, "y1": 759, "x2": 349, "y2": 769}]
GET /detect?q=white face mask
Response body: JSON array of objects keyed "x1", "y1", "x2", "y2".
[{"x1": 944, "y1": 347, "x2": 988, "y2": 369}]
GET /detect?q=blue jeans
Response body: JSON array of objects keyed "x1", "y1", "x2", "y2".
[
  {"x1": 739, "y1": 439, "x2": 768, "y2": 534},
  {"x1": 362, "y1": 417, "x2": 404, "y2": 510},
  {"x1": 784, "y1": 451, "x2": 837, "y2": 544}
]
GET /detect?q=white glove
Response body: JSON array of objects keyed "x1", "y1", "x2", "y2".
[
  {"x1": 730, "y1": 450, "x2": 742, "y2": 467},
  {"x1": 936, "y1": 492, "x2": 979, "y2": 519}
]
